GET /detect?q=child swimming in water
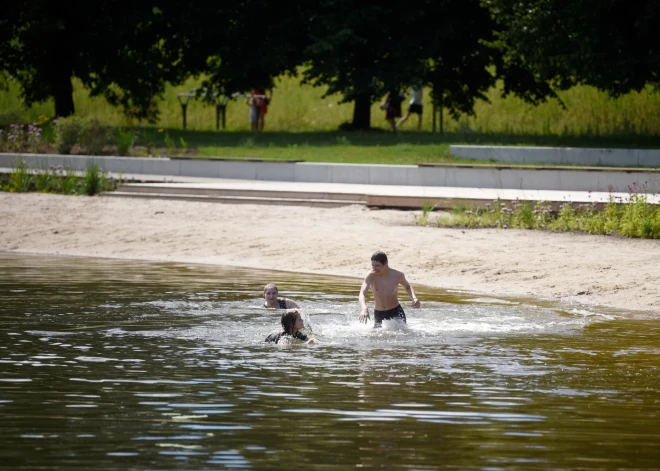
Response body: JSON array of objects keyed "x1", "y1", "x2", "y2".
[
  {"x1": 264, "y1": 310, "x2": 318, "y2": 344},
  {"x1": 263, "y1": 283, "x2": 300, "y2": 309}
]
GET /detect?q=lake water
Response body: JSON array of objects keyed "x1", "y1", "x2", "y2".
[{"x1": 1, "y1": 252, "x2": 658, "y2": 470}]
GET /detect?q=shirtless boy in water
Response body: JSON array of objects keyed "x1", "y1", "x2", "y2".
[{"x1": 359, "y1": 251, "x2": 421, "y2": 327}]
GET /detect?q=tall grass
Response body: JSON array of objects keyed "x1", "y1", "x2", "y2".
[
  {"x1": 1, "y1": 160, "x2": 116, "y2": 195},
  {"x1": 2, "y1": 71, "x2": 660, "y2": 136},
  {"x1": 430, "y1": 186, "x2": 660, "y2": 239}
]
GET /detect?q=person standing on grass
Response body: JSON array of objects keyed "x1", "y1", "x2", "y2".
[
  {"x1": 251, "y1": 88, "x2": 272, "y2": 131},
  {"x1": 263, "y1": 283, "x2": 300, "y2": 309},
  {"x1": 359, "y1": 251, "x2": 421, "y2": 328},
  {"x1": 380, "y1": 90, "x2": 403, "y2": 133},
  {"x1": 396, "y1": 84, "x2": 423, "y2": 131}
]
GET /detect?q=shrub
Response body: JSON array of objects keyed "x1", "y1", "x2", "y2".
[
  {"x1": 114, "y1": 128, "x2": 135, "y2": 156},
  {"x1": 0, "y1": 111, "x2": 25, "y2": 128},
  {"x1": 82, "y1": 162, "x2": 109, "y2": 195},
  {"x1": 79, "y1": 118, "x2": 107, "y2": 155},
  {"x1": 55, "y1": 116, "x2": 82, "y2": 154}
]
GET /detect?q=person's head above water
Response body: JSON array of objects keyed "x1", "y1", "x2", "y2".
[
  {"x1": 371, "y1": 251, "x2": 388, "y2": 273},
  {"x1": 281, "y1": 310, "x2": 303, "y2": 335},
  {"x1": 263, "y1": 283, "x2": 279, "y2": 302}
]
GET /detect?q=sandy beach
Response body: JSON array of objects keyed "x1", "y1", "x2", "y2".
[{"x1": 1, "y1": 192, "x2": 659, "y2": 316}]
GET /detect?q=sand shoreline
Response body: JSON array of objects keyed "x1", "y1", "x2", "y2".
[{"x1": 2, "y1": 192, "x2": 659, "y2": 316}]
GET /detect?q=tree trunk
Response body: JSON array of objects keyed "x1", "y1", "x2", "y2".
[
  {"x1": 351, "y1": 94, "x2": 372, "y2": 130},
  {"x1": 53, "y1": 74, "x2": 75, "y2": 117}
]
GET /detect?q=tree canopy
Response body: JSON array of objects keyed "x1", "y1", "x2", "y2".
[
  {"x1": 1, "y1": 1, "x2": 659, "y2": 128},
  {"x1": 490, "y1": 0, "x2": 660, "y2": 96}
]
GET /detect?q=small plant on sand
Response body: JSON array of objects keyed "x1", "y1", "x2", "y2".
[
  {"x1": 414, "y1": 200, "x2": 437, "y2": 226},
  {"x1": 179, "y1": 136, "x2": 188, "y2": 153},
  {"x1": 7, "y1": 159, "x2": 34, "y2": 192},
  {"x1": 82, "y1": 162, "x2": 105, "y2": 195}
]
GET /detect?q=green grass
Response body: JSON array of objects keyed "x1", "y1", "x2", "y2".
[
  {"x1": 2, "y1": 70, "x2": 660, "y2": 163},
  {"x1": 3, "y1": 70, "x2": 660, "y2": 136}
]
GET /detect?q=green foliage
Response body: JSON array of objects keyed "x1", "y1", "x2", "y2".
[
  {"x1": 79, "y1": 118, "x2": 107, "y2": 155},
  {"x1": 137, "y1": 128, "x2": 159, "y2": 156},
  {"x1": 114, "y1": 128, "x2": 135, "y2": 156},
  {"x1": 303, "y1": 0, "x2": 499, "y2": 129},
  {"x1": 0, "y1": 111, "x2": 25, "y2": 128},
  {"x1": 82, "y1": 163, "x2": 105, "y2": 196},
  {"x1": 434, "y1": 189, "x2": 660, "y2": 239},
  {"x1": 7, "y1": 159, "x2": 34, "y2": 192},
  {"x1": 0, "y1": 1, "x2": 193, "y2": 119},
  {"x1": 179, "y1": 136, "x2": 188, "y2": 153},
  {"x1": 164, "y1": 132, "x2": 176, "y2": 153},
  {"x1": 415, "y1": 201, "x2": 437, "y2": 226},
  {"x1": 55, "y1": 116, "x2": 82, "y2": 154},
  {"x1": 491, "y1": 0, "x2": 660, "y2": 97},
  {"x1": 2, "y1": 161, "x2": 115, "y2": 196}
]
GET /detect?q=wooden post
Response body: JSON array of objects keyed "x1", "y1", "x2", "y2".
[{"x1": 177, "y1": 95, "x2": 190, "y2": 130}]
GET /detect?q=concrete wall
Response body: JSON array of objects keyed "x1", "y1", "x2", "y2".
[
  {"x1": 450, "y1": 145, "x2": 660, "y2": 167},
  {"x1": 1, "y1": 152, "x2": 659, "y2": 192}
]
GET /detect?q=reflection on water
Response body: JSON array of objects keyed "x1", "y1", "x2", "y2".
[{"x1": 0, "y1": 252, "x2": 658, "y2": 470}]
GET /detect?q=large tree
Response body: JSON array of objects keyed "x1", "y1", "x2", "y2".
[
  {"x1": 0, "y1": 1, "x2": 191, "y2": 119},
  {"x1": 489, "y1": 0, "x2": 660, "y2": 96},
  {"x1": 196, "y1": 1, "x2": 310, "y2": 95},
  {"x1": 301, "y1": 0, "x2": 505, "y2": 130}
]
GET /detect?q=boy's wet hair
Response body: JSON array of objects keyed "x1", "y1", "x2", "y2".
[
  {"x1": 281, "y1": 310, "x2": 300, "y2": 335},
  {"x1": 263, "y1": 283, "x2": 278, "y2": 293},
  {"x1": 371, "y1": 251, "x2": 388, "y2": 264}
]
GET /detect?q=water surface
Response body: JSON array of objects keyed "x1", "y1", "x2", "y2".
[{"x1": 1, "y1": 252, "x2": 658, "y2": 470}]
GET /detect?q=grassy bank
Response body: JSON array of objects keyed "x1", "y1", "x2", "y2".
[{"x1": 3, "y1": 71, "x2": 660, "y2": 137}]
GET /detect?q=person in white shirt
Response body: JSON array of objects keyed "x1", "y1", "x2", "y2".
[{"x1": 396, "y1": 84, "x2": 423, "y2": 131}]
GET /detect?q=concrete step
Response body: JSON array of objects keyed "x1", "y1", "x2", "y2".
[
  {"x1": 100, "y1": 191, "x2": 365, "y2": 208},
  {"x1": 115, "y1": 183, "x2": 367, "y2": 202}
]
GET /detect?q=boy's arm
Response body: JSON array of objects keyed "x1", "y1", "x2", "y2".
[
  {"x1": 358, "y1": 274, "x2": 373, "y2": 323},
  {"x1": 400, "y1": 274, "x2": 420, "y2": 308}
]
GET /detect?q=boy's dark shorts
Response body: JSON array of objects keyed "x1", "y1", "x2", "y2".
[
  {"x1": 373, "y1": 304, "x2": 407, "y2": 328},
  {"x1": 408, "y1": 103, "x2": 423, "y2": 114}
]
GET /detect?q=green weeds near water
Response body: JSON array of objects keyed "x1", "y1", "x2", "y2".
[{"x1": 428, "y1": 184, "x2": 660, "y2": 239}]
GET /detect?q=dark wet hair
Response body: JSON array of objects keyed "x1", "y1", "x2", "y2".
[
  {"x1": 263, "y1": 283, "x2": 278, "y2": 293},
  {"x1": 371, "y1": 251, "x2": 388, "y2": 265},
  {"x1": 281, "y1": 310, "x2": 300, "y2": 335}
]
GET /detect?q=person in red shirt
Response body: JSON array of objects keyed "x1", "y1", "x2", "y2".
[{"x1": 251, "y1": 88, "x2": 272, "y2": 131}]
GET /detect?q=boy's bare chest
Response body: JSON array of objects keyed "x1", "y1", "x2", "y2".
[{"x1": 372, "y1": 276, "x2": 398, "y2": 294}]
